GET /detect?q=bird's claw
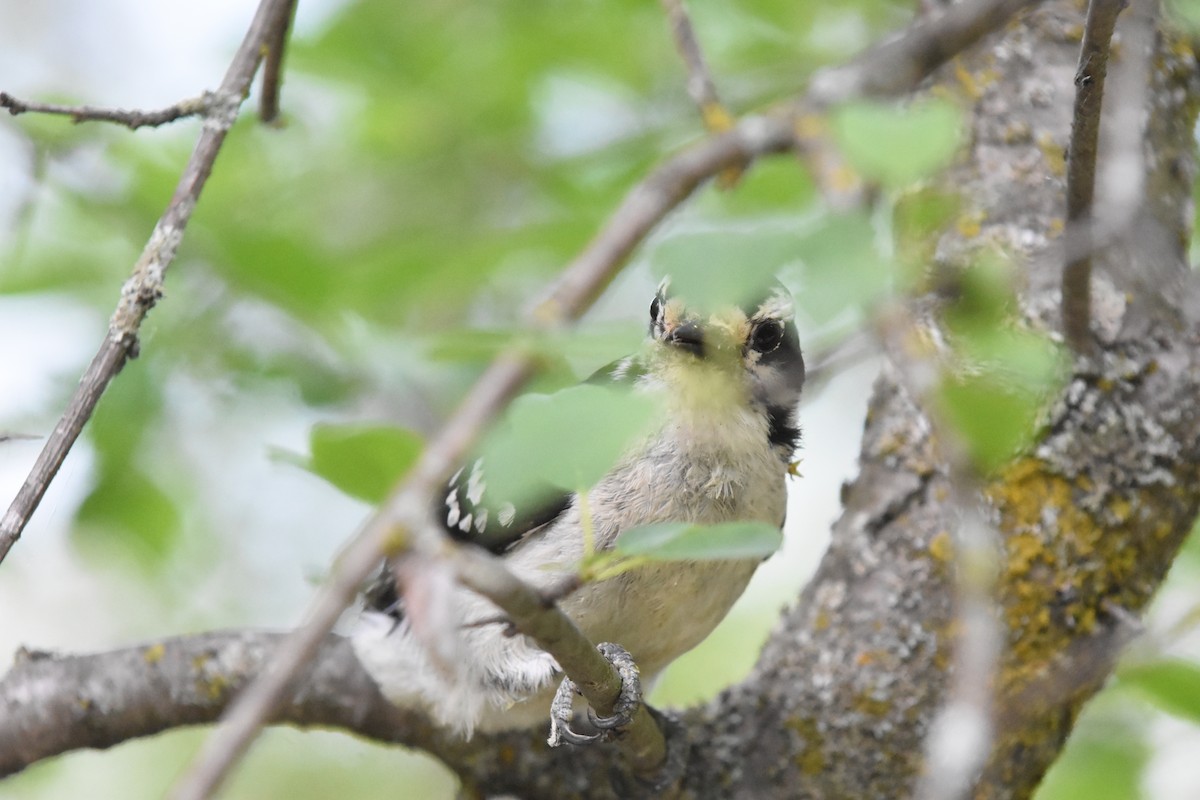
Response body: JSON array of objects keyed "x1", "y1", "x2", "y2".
[{"x1": 548, "y1": 642, "x2": 641, "y2": 747}]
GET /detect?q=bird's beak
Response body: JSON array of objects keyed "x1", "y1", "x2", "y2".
[{"x1": 666, "y1": 321, "x2": 705, "y2": 357}]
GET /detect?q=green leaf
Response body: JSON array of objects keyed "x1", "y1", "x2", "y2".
[
  {"x1": 790, "y1": 211, "x2": 890, "y2": 328},
  {"x1": 1119, "y1": 658, "x2": 1200, "y2": 725},
  {"x1": 943, "y1": 256, "x2": 1021, "y2": 332},
  {"x1": 956, "y1": 328, "x2": 1065, "y2": 391},
  {"x1": 649, "y1": 229, "x2": 798, "y2": 315},
  {"x1": 73, "y1": 467, "x2": 182, "y2": 567},
  {"x1": 1167, "y1": 0, "x2": 1200, "y2": 31},
  {"x1": 615, "y1": 521, "x2": 782, "y2": 561},
  {"x1": 305, "y1": 422, "x2": 424, "y2": 504},
  {"x1": 1035, "y1": 718, "x2": 1146, "y2": 800},
  {"x1": 937, "y1": 373, "x2": 1039, "y2": 474},
  {"x1": 893, "y1": 187, "x2": 961, "y2": 283},
  {"x1": 832, "y1": 98, "x2": 965, "y2": 188},
  {"x1": 484, "y1": 384, "x2": 659, "y2": 495}
]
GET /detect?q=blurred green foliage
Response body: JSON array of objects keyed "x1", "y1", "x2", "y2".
[
  {"x1": 937, "y1": 256, "x2": 1066, "y2": 473},
  {"x1": 1037, "y1": 696, "x2": 1149, "y2": 800},
  {"x1": 1119, "y1": 658, "x2": 1200, "y2": 727},
  {"x1": 294, "y1": 422, "x2": 424, "y2": 504},
  {"x1": 833, "y1": 98, "x2": 964, "y2": 188}
]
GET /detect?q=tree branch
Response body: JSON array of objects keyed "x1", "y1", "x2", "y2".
[
  {"x1": 0, "y1": 0, "x2": 298, "y2": 565},
  {"x1": 660, "y1": 0, "x2": 724, "y2": 128},
  {"x1": 259, "y1": 0, "x2": 298, "y2": 123},
  {"x1": 1062, "y1": 0, "x2": 1125, "y2": 354},
  {"x1": 0, "y1": 631, "x2": 469, "y2": 777},
  {"x1": 0, "y1": 91, "x2": 212, "y2": 129}
]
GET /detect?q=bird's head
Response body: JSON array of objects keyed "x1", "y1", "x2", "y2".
[{"x1": 645, "y1": 276, "x2": 806, "y2": 455}]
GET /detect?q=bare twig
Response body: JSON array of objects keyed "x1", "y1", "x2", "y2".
[
  {"x1": 0, "y1": 0, "x2": 297, "y2": 565},
  {"x1": 659, "y1": 0, "x2": 726, "y2": 130},
  {"x1": 171, "y1": 0, "x2": 1044, "y2": 794},
  {"x1": 0, "y1": 91, "x2": 212, "y2": 130},
  {"x1": 1062, "y1": 0, "x2": 1125, "y2": 354},
  {"x1": 259, "y1": 0, "x2": 298, "y2": 123},
  {"x1": 873, "y1": 306, "x2": 1002, "y2": 800},
  {"x1": 660, "y1": 0, "x2": 744, "y2": 188}
]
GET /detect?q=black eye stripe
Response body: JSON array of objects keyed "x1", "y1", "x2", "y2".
[{"x1": 650, "y1": 295, "x2": 662, "y2": 322}]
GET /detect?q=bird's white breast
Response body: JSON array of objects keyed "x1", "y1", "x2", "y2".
[{"x1": 507, "y1": 392, "x2": 787, "y2": 678}]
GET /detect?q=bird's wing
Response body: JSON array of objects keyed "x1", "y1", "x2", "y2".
[
  {"x1": 363, "y1": 354, "x2": 645, "y2": 618},
  {"x1": 439, "y1": 353, "x2": 646, "y2": 553}
]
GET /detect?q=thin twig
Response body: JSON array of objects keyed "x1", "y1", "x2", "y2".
[
  {"x1": 0, "y1": 91, "x2": 212, "y2": 130},
  {"x1": 0, "y1": 0, "x2": 297, "y2": 566},
  {"x1": 659, "y1": 0, "x2": 725, "y2": 129},
  {"x1": 659, "y1": 0, "x2": 743, "y2": 188},
  {"x1": 874, "y1": 305, "x2": 1003, "y2": 800},
  {"x1": 259, "y1": 0, "x2": 298, "y2": 123},
  {"x1": 170, "y1": 0, "x2": 1042, "y2": 794},
  {"x1": 1063, "y1": 0, "x2": 1125, "y2": 354}
]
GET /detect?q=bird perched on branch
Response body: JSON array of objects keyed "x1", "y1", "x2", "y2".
[{"x1": 352, "y1": 276, "x2": 805, "y2": 740}]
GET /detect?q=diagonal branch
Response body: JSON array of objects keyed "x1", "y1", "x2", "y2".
[
  {"x1": 0, "y1": 0, "x2": 298, "y2": 565},
  {"x1": 658, "y1": 0, "x2": 745, "y2": 188}
]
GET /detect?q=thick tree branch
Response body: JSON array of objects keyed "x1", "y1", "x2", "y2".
[
  {"x1": 0, "y1": 0, "x2": 298, "y2": 565},
  {"x1": 0, "y1": 631, "x2": 475, "y2": 777}
]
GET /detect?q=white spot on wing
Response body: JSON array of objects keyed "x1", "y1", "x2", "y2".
[
  {"x1": 466, "y1": 459, "x2": 486, "y2": 505},
  {"x1": 475, "y1": 510, "x2": 488, "y2": 533},
  {"x1": 458, "y1": 513, "x2": 473, "y2": 533},
  {"x1": 445, "y1": 489, "x2": 460, "y2": 527},
  {"x1": 498, "y1": 502, "x2": 516, "y2": 526}
]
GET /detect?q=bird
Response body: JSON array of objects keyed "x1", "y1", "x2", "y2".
[{"x1": 351, "y1": 276, "x2": 806, "y2": 739}]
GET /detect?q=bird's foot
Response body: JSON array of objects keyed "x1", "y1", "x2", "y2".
[{"x1": 547, "y1": 642, "x2": 641, "y2": 747}]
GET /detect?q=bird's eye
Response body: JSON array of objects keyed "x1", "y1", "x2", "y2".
[
  {"x1": 751, "y1": 320, "x2": 784, "y2": 353},
  {"x1": 649, "y1": 295, "x2": 662, "y2": 323}
]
